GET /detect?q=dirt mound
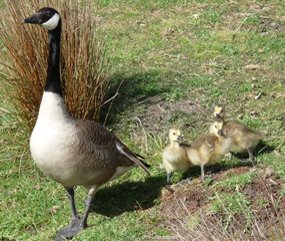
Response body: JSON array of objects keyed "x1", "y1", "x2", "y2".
[{"x1": 158, "y1": 166, "x2": 285, "y2": 241}]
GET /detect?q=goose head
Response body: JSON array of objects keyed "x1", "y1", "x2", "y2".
[
  {"x1": 22, "y1": 7, "x2": 61, "y2": 31},
  {"x1": 212, "y1": 121, "x2": 224, "y2": 137},
  {"x1": 214, "y1": 105, "x2": 224, "y2": 120},
  {"x1": 169, "y1": 128, "x2": 183, "y2": 143}
]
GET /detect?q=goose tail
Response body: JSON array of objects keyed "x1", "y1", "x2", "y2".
[{"x1": 116, "y1": 142, "x2": 151, "y2": 176}]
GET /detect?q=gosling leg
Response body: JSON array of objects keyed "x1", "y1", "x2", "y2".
[
  {"x1": 248, "y1": 147, "x2": 254, "y2": 161},
  {"x1": 200, "y1": 164, "x2": 205, "y2": 181},
  {"x1": 166, "y1": 171, "x2": 172, "y2": 185},
  {"x1": 228, "y1": 152, "x2": 233, "y2": 161}
]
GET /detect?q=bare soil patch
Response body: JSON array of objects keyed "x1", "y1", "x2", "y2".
[
  {"x1": 137, "y1": 96, "x2": 205, "y2": 133},
  {"x1": 158, "y1": 166, "x2": 285, "y2": 240}
]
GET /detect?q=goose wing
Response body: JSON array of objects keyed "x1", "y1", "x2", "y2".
[
  {"x1": 204, "y1": 135, "x2": 216, "y2": 152},
  {"x1": 224, "y1": 120, "x2": 243, "y2": 136},
  {"x1": 191, "y1": 135, "x2": 216, "y2": 152},
  {"x1": 75, "y1": 119, "x2": 150, "y2": 175}
]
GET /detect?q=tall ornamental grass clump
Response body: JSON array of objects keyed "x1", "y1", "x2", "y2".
[{"x1": 0, "y1": 0, "x2": 109, "y2": 131}]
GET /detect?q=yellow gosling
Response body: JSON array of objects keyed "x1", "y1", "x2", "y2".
[
  {"x1": 187, "y1": 121, "x2": 232, "y2": 181},
  {"x1": 162, "y1": 128, "x2": 191, "y2": 185},
  {"x1": 210, "y1": 106, "x2": 261, "y2": 160}
]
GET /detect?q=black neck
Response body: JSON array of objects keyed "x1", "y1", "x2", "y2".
[{"x1": 45, "y1": 21, "x2": 62, "y2": 95}]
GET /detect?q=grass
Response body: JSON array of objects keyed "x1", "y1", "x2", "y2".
[
  {"x1": 213, "y1": 170, "x2": 259, "y2": 190},
  {"x1": 1, "y1": 0, "x2": 285, "y2": 240}
]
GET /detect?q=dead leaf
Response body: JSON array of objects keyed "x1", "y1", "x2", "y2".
[{"x1": 244, "y1": 64, "x2": 263, "y2": 70}]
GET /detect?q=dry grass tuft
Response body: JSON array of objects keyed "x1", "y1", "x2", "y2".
[
  {"x1": 0, "y1": 0, "x2": 109, "y2": 131},
  {"x1": 159, "y1": 176, "x2": 285, "y2": 241}
]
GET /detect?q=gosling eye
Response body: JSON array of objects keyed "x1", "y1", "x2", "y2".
[
  {"x1": 220, "y1": 109, "x2": 223, "y2": 113},
  {"x1": 173, "y1": 132, "x2": 176, "y2": 135}
]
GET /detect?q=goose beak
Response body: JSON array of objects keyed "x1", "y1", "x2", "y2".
[
  {"x1": 177, "y1": 135, "x2": 183, "y2": 141},
  {"x1": 22, "y1": 13, "x2": 41, "y2": 24}
]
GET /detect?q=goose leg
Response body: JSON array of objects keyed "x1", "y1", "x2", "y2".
[
  {"x1": 80, "y1": 185, "x2": 97, "y2": 229},
  {"x1": 65, "y1": 186, "x2": 79, "y2": 221},
  {"x1": 55, "y1": 186, "x2": 97, "y2": 241}
]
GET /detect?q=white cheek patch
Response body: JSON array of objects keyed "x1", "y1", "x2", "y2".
[{"x1": 41, "y1": 13, "x2": 60, "y2": 30}]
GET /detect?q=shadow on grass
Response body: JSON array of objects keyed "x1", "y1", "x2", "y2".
[
  {"x1": 182, "y1": 159, "x2": 256, "y2": 181},
  {"x1": 256, "y1": 140, "x2": 275, "y2": 155},
  {"x1": 228, "y1": 140, "x2": 275, "y2": 160},
  {"x1": 101, "y1": 71, "x2": 168, "y2": 124},
  {"x1": 90, "y1": 175, "x2": 165, "y2": 217}
]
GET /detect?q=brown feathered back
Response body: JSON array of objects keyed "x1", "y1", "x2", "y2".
[{"x1": 75, "y1": 119, "x2": 150, "y2": 175}]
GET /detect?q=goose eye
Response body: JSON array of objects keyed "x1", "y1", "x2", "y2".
[{"x1": 47, "y1": 11, "x2": 52, "y2": 16}]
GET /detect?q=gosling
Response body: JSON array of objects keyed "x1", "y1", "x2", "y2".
[
  {"x1": 210, "y1": 105, "x2": 261, "y2": 160},
  {"x1": 187, "y1": 121, "x2": 232, "y2": 181},
  {"x1": 162, "y1": 128, "x2": 191, "y2": 185}
]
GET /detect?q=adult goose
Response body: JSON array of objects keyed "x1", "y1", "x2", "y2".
[{"x1": 22, "y1": 7, "x2": 150, "y2": 240}]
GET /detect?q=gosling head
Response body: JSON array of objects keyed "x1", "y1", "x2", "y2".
[
  {"x1": 214, "y1": 105, "x2": 224, "y2": 120},
  {"x1": 213, "y1": 121, "x2": 224, "y2": 137},
  {"x1": 22, "y1": 7, "x2": 61, "y2": 31},
  {"x1": 169, "y1": 128, "x2": 183, "y2": 143}
]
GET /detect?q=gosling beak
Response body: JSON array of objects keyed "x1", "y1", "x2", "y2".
[
  {"x1": 22, "y1": 13, "x2": 41, "y2": 25},
  {"x1": 218, "y1": 130, "x2": 223, "y2": 136},
  {"x1": 177, "y1": 135, "x2": 183, "y2": 141},
  {"x1": 215, "y1": 114, "x2": 220, "y2": 119}
]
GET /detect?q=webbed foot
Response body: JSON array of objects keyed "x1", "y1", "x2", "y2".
[{"x1": 55, "y1": 218, "x2": 85, "y2": 241}]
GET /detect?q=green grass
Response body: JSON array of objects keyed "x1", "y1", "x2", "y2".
[
  {"x1": 210, "y1": 192, "x2": 251, "y2": 216},
  {"x1": 213, "y1": 170, "x2": 259, "y2": 190},
  {"x1": 1, "y1": 0, "x2": 285, "y2": 240}
]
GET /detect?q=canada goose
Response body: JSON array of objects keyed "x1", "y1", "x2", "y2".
[
  {"x1": 187, "y1": 121, "x2": 232, "y2": 181},
  {"x1": 209, "y1": 105, "x2": 239, "y2": 133},
  {"x1": 162, "y1": 128, "x2": 191, "y2": 185},
  {"x1": 22, "y1": 8, "x2": 150, "y2": 240},
  {"x1": 210, "y1": 105, "x2": 261, "y2": 160}
]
